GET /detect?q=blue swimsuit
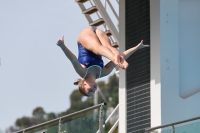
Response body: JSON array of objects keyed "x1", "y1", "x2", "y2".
[{"x1": 77, "y1": 28, "x2": 104, "y2": 78}]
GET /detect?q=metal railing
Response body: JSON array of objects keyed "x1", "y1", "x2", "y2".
[
  {"x1": 96, "y1": 104, "x2": 119, "y2": 133},
  {"x1": 107, "y1": 104, "x2": 119, "y2": 133},
  {"x1": 145, "y1": 116, "x2": 200, "y2": 133},
  {"x1": 103, "y1": 0, "x2": 118, "y2": 21},
  {"x1": 92, "y1": 0, "x2": 119, "y2": 44},
  {"x1": 15, "y1": 102, "x2": 107, "y2": 133},
  {"x1": 75, "y1": 0, "x2": 120, "y2": 50}
]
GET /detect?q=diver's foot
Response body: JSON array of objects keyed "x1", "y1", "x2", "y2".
[
  {"x1": 112, "y1": 55, "x2": 123, "y2": 69},
  {"x1": 113, "y1": 55, "x2": 128, "y2": 70},
  {"x1": 120, "y1": 55, "x2": 129, "y2": 69}
]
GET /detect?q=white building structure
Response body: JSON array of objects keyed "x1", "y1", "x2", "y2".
[{"x1": 118, "y1": 0, "x2": 200, "y2": 132}]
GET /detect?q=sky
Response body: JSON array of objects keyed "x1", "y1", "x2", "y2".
[{"x1": 0, "y1": 0, "x2": 116, "y2": 131}]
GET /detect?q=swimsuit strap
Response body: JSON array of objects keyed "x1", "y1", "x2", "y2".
[{"x1": 83, "y1": 65, "x2": 102, "y2": 79}]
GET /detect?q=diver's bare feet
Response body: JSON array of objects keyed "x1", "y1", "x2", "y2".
[
  {"x1": 112, "y1": 54, "x2": 123, "y2": 69},
  {"x1": 109, "y1": 47, "x2": 128, "y2": 69},
  {"x1": 120, "y1": 55, "x2": 129, "y2": 69},
  {"x1": 112, "y1": 54, "x2": 128, "y2": 69}
]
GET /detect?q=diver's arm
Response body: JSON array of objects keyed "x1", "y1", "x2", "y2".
[{"x1": 57, "y1": 36, "x2": 86, "y2": 77}]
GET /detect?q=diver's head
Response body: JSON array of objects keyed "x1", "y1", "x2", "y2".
[{"x1": 74, "y1": 79, "x2": 97, "y2": 97}]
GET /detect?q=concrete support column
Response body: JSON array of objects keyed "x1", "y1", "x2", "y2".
[{"x1": 118, "y1": 0, "x2": 127, "y2": 132}]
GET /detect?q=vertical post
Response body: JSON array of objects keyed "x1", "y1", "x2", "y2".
[
  {"x1": 93, "y1": 88, "x2": 98, "y2": 121},
  {"x1": 99, "y1": 105, "x2": 104, "y2": 133},
  {"x1": 58, "y1": 119, "x2": 62, "y2": 133},
  {"x1": 150, "y1": 0, "x2": 162, "y2": 128},
  {"x1": 58, "y1": 119, "x2": 67, "y2": 133},
  {"x1": 118, "y1": 0, "x2": 127, "y2": 132},
  {"x1": 94, "y1": 87, "x2": 98, "y2": 106},
  {"x1": 172, "y1": 125, "x2": 175, "y2": 133}
]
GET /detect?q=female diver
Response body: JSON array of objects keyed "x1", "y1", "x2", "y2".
[{"x1": 56, "y1": 28, "x2": 149, "y2": 97}]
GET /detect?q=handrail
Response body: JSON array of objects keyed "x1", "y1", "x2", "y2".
[
  {"x1": 105, "y1": 104, "x2": 119, "y2": 124},
  {"x1": 105, "y1": 0, "x2": 119, "y2": 21},
  {"x1": 106, "y1": 105, "x2": 119, "y2": 133},
  {"x1": 102, "y1": 0, "x2": 119, "y2": 44},
  {"x1": 15, "y1": 102, "x2": 107, "y2": 133},
  {"x1": 145, "y1": 116, "x2": 200, "y2": 132},
  {"x1": 108, "y1": 119, "x2": 119, "y2": 133},
  {"x1": 96, "y1": 104, "x2": 119, "y2": 133},
  {"x1": 93, "y1": 0, "x2": 119, "y2": 43}
]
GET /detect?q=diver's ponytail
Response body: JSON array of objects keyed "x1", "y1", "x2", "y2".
[
  {"x1": 74, "y1": 79, "x2": 83, "y2": 85},
  {"x1": 74, "y1": 79, "x2": 89, "y2": 97}
]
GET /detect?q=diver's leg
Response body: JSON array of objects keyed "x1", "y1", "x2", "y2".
[
  {"x1": 95, "y1": 28, "x2": 128, "y2": 69},
  {"x1": 78, "y1": 28, "x2": 125, "y2": 69}
]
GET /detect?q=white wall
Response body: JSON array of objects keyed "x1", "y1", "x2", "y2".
[{"x1": 151, "y1": 0, "x2": 200, "y2": 127}]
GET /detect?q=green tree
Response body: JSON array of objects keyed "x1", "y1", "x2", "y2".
[
  {"x1": 46, "y1": 112, "x2": 56, "y2": 121},
  {"x1": 15, "y1": 107, "x2": 46, "y2": 130},
  {"x1": 98, "y1": 74, "x2": 119, "y2": 107},
  {"x1": 32, "y1": 107, "x2": 45, "y2": 119},
  {"x1": 15, "y1": 116, "x2": 33, "y2": 129}
]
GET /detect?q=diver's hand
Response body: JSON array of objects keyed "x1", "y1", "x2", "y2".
[{"x1": 56, "y1": 36, "x2": 65, "y2": 47}]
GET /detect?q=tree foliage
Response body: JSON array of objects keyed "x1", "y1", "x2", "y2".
[
  {"x1": 13, "y1": 107, "x2": 57, "y2": 132},
  {"x1": 32, "y1": 107, "x2": 45, "y2": 119}
]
